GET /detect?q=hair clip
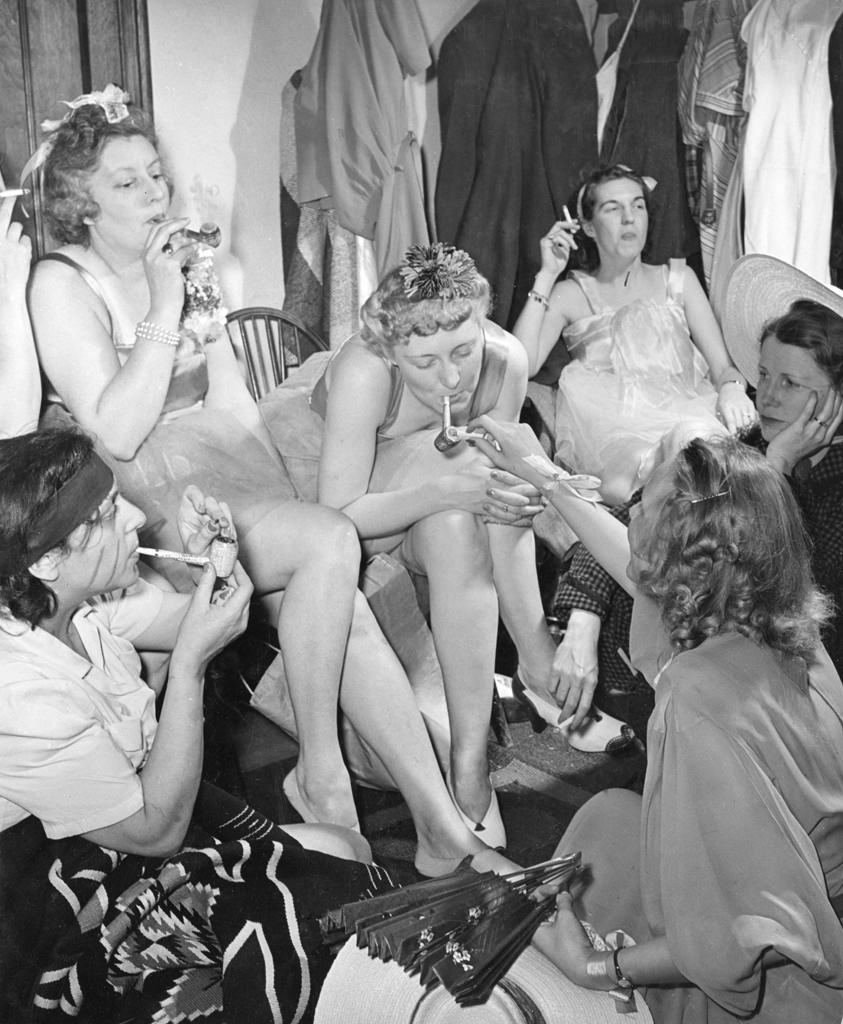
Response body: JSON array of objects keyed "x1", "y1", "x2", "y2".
[
  {"x1": 399, "y1": 242, "x2": 477, "y2": 300},
  {"x1": 688, "y1": 488, "x2": 729, "y2": 505}
]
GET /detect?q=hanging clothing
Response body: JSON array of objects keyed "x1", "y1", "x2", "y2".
[
  {"x1": 677, "y1": 0, "x2": 755, "y2": 287},
  {"x1": 435, "y1": 0, "x2": 598, "y2": 330},
  {"x1": 599, "y1": 0, "x2": 700, "y2": 267},
  {"x1": 828, "y1": 11, "x2": 843, "y2": 288},
  {"x1": 280, "y1": 74, "x2": 361, "y2": 347},
  {"x1": 294, "y1": 0, "x2": 431, "y2": 278},
  {"x1": 741, "y1": 0, "x2": 843, "y2": 285}
]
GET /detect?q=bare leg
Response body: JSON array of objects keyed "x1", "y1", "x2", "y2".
[
  {"x1": 486, "y1": 523, "x2": 556, "y2": 700},
  {"x1": 239, "y1": 501, "x2": 360, "y2": 828},
  {"x1": 340, "y1": 591, "x2": 488, "y2": 865},
  {"x1": 400, "y1": 509, "x2": 499, "y2": 826}
]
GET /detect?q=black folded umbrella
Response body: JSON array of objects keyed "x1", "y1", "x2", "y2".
[{"x1": 321, "y1": 853, "x2": 582, "y2": 1006}]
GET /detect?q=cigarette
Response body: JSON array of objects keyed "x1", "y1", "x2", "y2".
[
  {"x1": 0, "y1": 188, "x2": 29, "y2": 199},
  {"x1": 560, "y1": 205, "x2": 579, "y2": 249},
  {"x1": 442, "y1": 395, "x2": 451, "y2": 429},
  {"x1": 136, "y1": 546, "x2": 210, "y2": 567}
]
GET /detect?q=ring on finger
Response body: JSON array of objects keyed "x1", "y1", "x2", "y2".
[
  {"x1": 502, "y1": 504, "x2": 509, "y2": 514},
  {"x1": 162, "y1": 242, "x2": 174, "y2": 256}
]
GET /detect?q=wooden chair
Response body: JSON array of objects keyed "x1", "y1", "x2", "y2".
[{"x1": 226, "y1": 306, "x2": 328, "y2": 399}]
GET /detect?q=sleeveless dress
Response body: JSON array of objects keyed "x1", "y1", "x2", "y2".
[
  {"x1": 258, "y1": 326, "x2": 509, "y2": 556},
  {"x1": 554, "y1": 260, "x2": 721, "y2": 499},
  {"x1": 39, "y1": 252, "x2": 297, "y2": 588}
]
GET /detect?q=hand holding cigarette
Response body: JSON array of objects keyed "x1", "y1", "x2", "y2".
[{"x1": 539, "y1": 210, "x2": 578, "y2": 275}]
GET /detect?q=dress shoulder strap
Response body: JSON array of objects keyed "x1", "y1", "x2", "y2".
[
  {"x1": 666, "y1": 258, "x2": 687, "y2": 303},
  {"x1": 38, "y1": 253, "x2": 115, "y2": 336},
  {"x1": 567, "y1": 270, "x2": 608, "y2": 314}
]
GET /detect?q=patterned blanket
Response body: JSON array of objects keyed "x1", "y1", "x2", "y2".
[{"x1": 0, "y1": 784, "x2": 397, "y2": 1024}]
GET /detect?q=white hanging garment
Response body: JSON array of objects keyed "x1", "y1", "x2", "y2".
[{"x1": 741, "y1": 0, "x2": 843, "y2": 284}]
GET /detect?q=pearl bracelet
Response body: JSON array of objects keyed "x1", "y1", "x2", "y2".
[
  {"x1": 135, "y1": 319, "x2": 180, "y2": 348},
  {"x1": 528, "y1": 289, "x2": 550, "y2": 310}
]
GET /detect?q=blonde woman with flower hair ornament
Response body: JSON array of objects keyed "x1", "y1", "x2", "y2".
[
  {"x1": 26, "y1": 88, "x2": 498, "y2": 871},
  {"x1": 261, "y1": 243, "x2": 637, "y2": 850}
]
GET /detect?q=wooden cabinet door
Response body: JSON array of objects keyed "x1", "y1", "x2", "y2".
[{"x1": 0, "y1": 0, "x2": 152, "y2": 253}]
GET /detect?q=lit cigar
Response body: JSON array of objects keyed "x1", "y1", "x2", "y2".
[
  {"x1": 183, "y1": 222, "x2": 221, "y2": 247},
  {"x1": 433, "y1": 395, "x2": 462, "y2": 452},
  {"x1": 137, "y1": 546, "x2": 210, "y2": 567}
]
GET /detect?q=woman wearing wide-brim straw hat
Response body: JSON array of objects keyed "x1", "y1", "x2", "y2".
[{"x1": 722, "y1": 253, "x2": 843, "y2": 674}]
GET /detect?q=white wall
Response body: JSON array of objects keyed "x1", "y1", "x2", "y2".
[{"x1": 147, "y1": 0, "x2": 322, "y2": 310}]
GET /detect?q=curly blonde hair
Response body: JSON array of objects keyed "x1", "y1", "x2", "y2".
[
  {"x1": 359, "y1": 249, "x2": 491, "y2": 357},
  {"x1": 634, "y1": 436, "x2": 830, "y2": 660}
]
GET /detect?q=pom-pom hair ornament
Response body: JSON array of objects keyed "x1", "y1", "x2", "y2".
[{"x1": 400, "y1": 243, "x2": 479, "y2": 301}]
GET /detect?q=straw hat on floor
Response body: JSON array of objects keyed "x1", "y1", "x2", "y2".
[{"x1": 314, "y1": 938, "x2": 654, "y2": 1024}]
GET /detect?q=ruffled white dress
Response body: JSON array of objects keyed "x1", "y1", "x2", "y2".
[{"x1": 553, "y1": 260, "x2": 721, "y2": 501}]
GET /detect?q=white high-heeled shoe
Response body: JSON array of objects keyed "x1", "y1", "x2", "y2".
[
  {"x1": 511, "y1": 671, "x2": 636, "y2": 754},
  {"x1": 445, "y1": 771, "x2": 507, "y2": 850}
]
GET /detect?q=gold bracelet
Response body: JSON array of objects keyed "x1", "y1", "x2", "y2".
[
  {"x1": 528, "y1": 289, "x2": 550, "y2": 310},
  {"x1": 135, "y1": 319, "x2": 180, "y2": 348}
]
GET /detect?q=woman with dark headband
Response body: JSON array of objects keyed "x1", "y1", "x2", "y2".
[
  {"x1": 24, "y1": 86, "x2": 479, "y2": 838},
  {"x1": 260, "y1": 242, "x2": 636, "y2": 854},
  {"x1": 468, "y1": 419, "x2": 843, "y2": 1024},
  {"x1": 513, "y1": 164, "x2": 755, "y2": 505},
  {"x1": 0, "y1": 428, "x2": 523, "y2": 1021}
]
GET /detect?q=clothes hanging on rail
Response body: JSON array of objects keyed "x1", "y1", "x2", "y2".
[
  {"x1": 280, "y1": 74, "x2": 361, "y2": 347},
  {"x1": 829, "y1": 11, "x2": 843, "y2": 289},
  {"x1": 599, "y1": 0, "x2": 700, "y2": 267},
  {"x1": 677, "y1": 0, "x2": 755, "y2": 287},
  {"x1": 435, "y1": 0, "x2": 598, "y2": 329},
  {"x1": 294, "y1": 0, "x2": 431, "y2": 278},
  {"x1": 741, "y1": 0, "x2": 843, "y2": 285}
]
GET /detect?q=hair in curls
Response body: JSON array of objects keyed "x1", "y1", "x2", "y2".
[
  {"x1": 634, "y1": 436, "x2": 830, "y2": 661},
  {"x1": 761, "y1": 299, "x2": 843, "y2": 391},
  {"x1": 573, "y1": 164, "x2": 653, "y2": 273},
  {"x1": 0, "y1": 429, "x2": 98, "y2": 627},
  {"x1": 359, "y1": 264, "x2": 491, "y2": 357},
  {"x1": 42, "y1": 102, "x2": 167, "y2": 245}
]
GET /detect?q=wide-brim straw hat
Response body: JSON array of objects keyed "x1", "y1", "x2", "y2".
[
  {"x1": 722, "y1": 255, "x2": 843, "y2": 387},
  {"x1": 314, "y1": 938, "x2": 655, "y2": 1024}
]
